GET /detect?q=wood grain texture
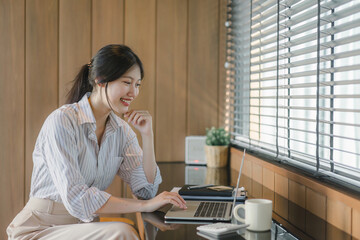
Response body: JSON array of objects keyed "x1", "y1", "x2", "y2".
[
  {"x1": 0, "y1": 0, "x2": 25, "y2": 238},
  {"x1": 188, "y1": 0, "x2": 219, "y2": 135},
  {"x1": 263, "y1": 167, "x2": 274, "y2": 190},
  {"x1": 218, "y1": 0, "x2": 227, "y2": 127},
  {"x1": 155, "y1": 0, "x2": 187, "y2": 162},
  {"x1": 59, "y1": 0, "x2": 91, "y2": 105},
  {"x1": 327, "y1": 198, "x2": 351, "y2": 234},
  {"x1": 25, "y1": 0, "x2": 59, "y2": 200},
  {"x1": 289, "y1": 180, "x2": 305, "y2": 208},
  {"x1": 92, "y1": 0, "x2": 124, "y2": 54},
  {"x1": 353, "y1": 208, "x2": 360, "y2": 240},
  {"x1": 231, "y1": 147, "x2": 360, "y2": 239},
  {"x1": 124, "y1": 0, "x2": 156, "y2": 144},
  {"x1": 306, "y1": 187, "x2": 326, "y2": 220}
]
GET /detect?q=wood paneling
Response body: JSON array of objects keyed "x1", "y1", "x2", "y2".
[
  {"x1": 289, "y1": 180, "x2": 306, "y2": 231},
  {"x1": 353, "y1": 208, "x2": 360, "y2": 240},
  {"x1": 155, "y1": 0, "x2": 187, "y2": 162},
  {"x1": 25, "y1": 0, "x2": 59, "y2": 201},
  {"x1": 124, "y1": 0, "x2": 156, "y2": 141},
  {"x1": 59, "y1": 0, "x2": 91, "y2": 105},
  {"x1": 2, "y1": 1, "x2": 225, "y2": 235},
  {"x1": 327, "y1": 198, "x2": 351, "y2": 234},
  {"x1": 252, "y1": 162, "x2": 262, "y2": 183},
  {"x1": 92, "y1": 0, "x2": 124, "y2": 54},
  {"x1": 218, "y1": 0, "x2": 227, "y2": 127},
  {"x1": 289, "y1": 180, "x2": 305, "y2": 208},
  {"x1": 275, "y1": 173, "x2": 288, "y2": 198},
  {"x1": 0, "y1": 0, "x2": 25, "y2": 238},
  {"x1": 306, "y1": 187, "x2": 326, "y2": 220},
  {"x1": 188, "y1": 0, "x2": 219, "y2": 135},
  {"x1": 231, "y1": 147, "x2": 360, "y2": 239},
  {"x1": 274, "y1": 173, "x2": 289, "y2": 219},
  {"x1": 263, "y1": 167, "x2": 274, "y2": 191}
]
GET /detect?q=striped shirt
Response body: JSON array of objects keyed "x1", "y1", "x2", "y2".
[{"x1": 29, "y1": 93, "x2": 162, "y2": 222}]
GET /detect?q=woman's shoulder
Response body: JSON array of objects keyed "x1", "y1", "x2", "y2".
[{"x1": 45, "y1": 103, "x2": 79, "y2": 127}]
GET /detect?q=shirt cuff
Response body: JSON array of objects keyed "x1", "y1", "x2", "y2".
[
  {"x1": 130, "y1": 165, "x2": 162, "y2": 197},
  {"x1": 79, "y1": 188, "x2": 112, "y2": 222}
]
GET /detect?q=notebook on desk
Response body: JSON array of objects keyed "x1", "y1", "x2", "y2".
[
  {"x1": 164, "y1": 149, "x2": 246, "y2": 222},
  {"x1": 178, "y1": 184, "x2": 246, "y2": 201}
]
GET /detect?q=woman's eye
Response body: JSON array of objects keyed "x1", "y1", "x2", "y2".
[
  {"x1": 123, "y1": 81, "x2": 131, "y2": 85},
  {"x1": 136, "y1": 83, "x2": 141, "y2": 87}
]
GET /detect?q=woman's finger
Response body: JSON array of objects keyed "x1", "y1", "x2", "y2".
[
  {"x1": 167, "y1": 192, "x2": 187, "y2": 205},
  {"x1": 163, "y1": 193, "x2": 187, "y2": 209},
  {"x1": 134, "y1": 114, "x2": 144, "y2": 125},
  {"x1": 166, "y1": 197, "x2": 186, "y2": 209}
]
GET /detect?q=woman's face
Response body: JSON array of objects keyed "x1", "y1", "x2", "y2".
[{"x1": 105, "y1": 64, "x2": 142, "y2": 114}]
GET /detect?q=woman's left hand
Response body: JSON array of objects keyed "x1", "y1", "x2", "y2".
[{"x1": 124, "y1": 110, "x2": 153, "y2": 136}]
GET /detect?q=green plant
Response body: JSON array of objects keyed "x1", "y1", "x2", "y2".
[{"x1": 205, "y1": 127, "x2": 230, "y2": 146}]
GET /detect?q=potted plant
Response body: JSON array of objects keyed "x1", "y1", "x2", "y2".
[{"x1": 204, "y1": 127, "x2": 231, "y2": 168}]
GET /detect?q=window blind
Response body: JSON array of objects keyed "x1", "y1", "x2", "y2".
[{"x1": 225, "y1": 0, "x2": 360, "y2": 188}]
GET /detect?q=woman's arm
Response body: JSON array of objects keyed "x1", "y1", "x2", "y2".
[
  {"x1": 125, "y1": 110, "x2": 157, "y2": 183},
  {"x1": 95, "y1": 191, "x2": 187, "y2": 214}
]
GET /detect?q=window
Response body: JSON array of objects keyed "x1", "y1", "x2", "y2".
[{"x1": 225, "y1": 0, "x2": 360, "y2": 189}]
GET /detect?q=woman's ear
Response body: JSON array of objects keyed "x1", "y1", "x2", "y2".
[{"x1": 95, "y1": 78, "x2": 104, "y2": 87}]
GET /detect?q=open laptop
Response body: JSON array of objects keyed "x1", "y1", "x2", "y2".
[{"x1": 165, "y1": 149, "x2": 246, "y2": 222}]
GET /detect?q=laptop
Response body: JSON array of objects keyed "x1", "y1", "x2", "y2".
[{"x1": 165, "y1": 149, "x2": 246, "y2": 222}]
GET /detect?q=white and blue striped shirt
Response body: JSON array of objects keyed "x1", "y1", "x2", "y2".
[{"x1": 29, "y1": 93, "x2": 162, "y2": 222}]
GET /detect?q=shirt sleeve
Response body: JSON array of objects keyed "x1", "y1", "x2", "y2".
[
  {"x1": 42, "y1": 111, "x2": 111, "y2": 222},
  {"x1": 117, "y1": 133, "x2": 162, "y2": 199}
]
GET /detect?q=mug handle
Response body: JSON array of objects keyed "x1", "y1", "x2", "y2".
[{"x1": 233, "y1": 204, "x2": 245, "y2": 222}]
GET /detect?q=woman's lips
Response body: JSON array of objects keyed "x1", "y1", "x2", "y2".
[{"x1": 120, "y1": 98, "x2": 131, "y2": 107}]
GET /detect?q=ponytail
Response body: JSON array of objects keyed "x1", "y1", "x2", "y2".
[{"x1": 66, "y1": 64, "x2": 93, "y2": 104}]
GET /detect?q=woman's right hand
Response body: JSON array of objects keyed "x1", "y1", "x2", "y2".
[{"x1": 142, "y1": 191, "x2": 187, "y2": 212}]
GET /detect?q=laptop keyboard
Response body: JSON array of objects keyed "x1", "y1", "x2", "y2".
[{"x1": 194, "y1": 202, "x2": 228, "y2": 218}]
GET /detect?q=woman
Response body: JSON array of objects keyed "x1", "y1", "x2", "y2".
[{"x1": 7, "y1": 44, "x2": 187, "y2": 240}]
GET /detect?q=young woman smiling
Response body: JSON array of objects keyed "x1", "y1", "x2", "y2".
[{"x1": 7, "y1": 44, "x2": 186, "y2": 240}]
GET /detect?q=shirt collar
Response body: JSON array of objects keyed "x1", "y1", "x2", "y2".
[
  {"x1": 78, "y1": 93, "x2": 96, "y2": 125},
  {"x1": 77, "y1": 92, "x2": 126, "y2": 129}
]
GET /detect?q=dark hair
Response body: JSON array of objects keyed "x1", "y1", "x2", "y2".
[{"x1": 66, "y1": 44, "x2": 144, "y2": 104}]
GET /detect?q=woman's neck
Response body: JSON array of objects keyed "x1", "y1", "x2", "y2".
[{"x1": 88, "y1": 94, "x2": 110, "y2": 128}]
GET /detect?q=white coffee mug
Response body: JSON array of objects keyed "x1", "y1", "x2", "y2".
[{"x1": 233, "y1": 199, "x2": 273, "y2": 231}]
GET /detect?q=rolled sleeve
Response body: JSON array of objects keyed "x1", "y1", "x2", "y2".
[
  {"x1": 118, "y1": 131, "x2": 162, "y2": 200},
  {"x1": 131, "y1": 165, "x2": 162, "y2": 199}
]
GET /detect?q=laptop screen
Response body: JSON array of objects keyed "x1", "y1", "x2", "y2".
[{"x1": 230, "y1": 149, "x2": 246, "y2": 217}]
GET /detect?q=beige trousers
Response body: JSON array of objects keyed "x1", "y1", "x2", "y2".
[{"x1": 7, "y1": 198, "x2": 140, "y2": 240}]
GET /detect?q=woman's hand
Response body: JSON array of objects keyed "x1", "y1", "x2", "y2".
[
  {"x1": 124, "y1": 110, "x2": 153, "y2": 136},
  {"x1": 142, "y1": 191, "x2": 187, "y2": 213}
]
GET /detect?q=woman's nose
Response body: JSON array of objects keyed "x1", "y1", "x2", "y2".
[{"x1": 128, "y1": 84, "x2": 138, "y2": 97}]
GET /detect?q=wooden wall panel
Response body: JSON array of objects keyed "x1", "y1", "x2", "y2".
[
  {"x1": 231, "y1": 147, "x2": 360, "y2": 239},
  {"x1": 25, "y1": 0, "x2": 59, "y2": 200},
  {"x1": 327, "y1": 198, "x2": 352, "y2": 235},
  {"x1": 188, "y1": 0, "x2": 219, "y2": 135},
  {"x1": 353, "y1": 208, "x2": 360, "y2": 240},
  {"x1": 92, "y1": 0, "x2": 124, "y2": 54},
  {"x1": 2, "y1": 1, "x2": 225, "y2": 233},
  {"x1": 274, "y1": 173, "x2": 289, "y2": 219},
  {"x1": 0, "y1": 0, "x2": 25, "y2": 238},
  {"x1": 92, "y1": 0, "x2": 125, "y2": 197},
  {"x1": 218, "y1": 0, "x2": 227, "y2": 127},
  {"x1": 124, "y1": 0, "x2": 156, "y2": 140},
  {"x1": 155, "y1": 0, "x2": 187, "y2": 162},
  {"x1": 59, "y1": 0, "x2": 91, "y2": 105}
]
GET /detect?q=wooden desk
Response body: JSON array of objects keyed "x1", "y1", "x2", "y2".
[{"x1": 133, "y1": 162, "x2": 300, "y2": 240}]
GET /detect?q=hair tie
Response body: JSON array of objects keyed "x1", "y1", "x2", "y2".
[{"x1": 87, "y1": 59, "x2": 93, "y2": 68}]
